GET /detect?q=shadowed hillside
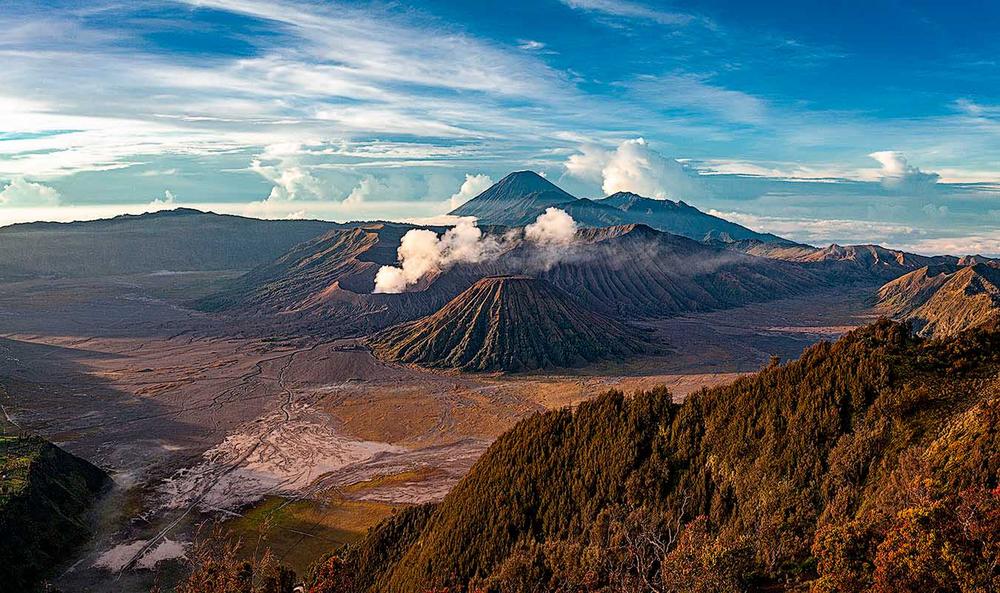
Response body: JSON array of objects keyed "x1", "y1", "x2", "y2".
[
  {"x1": 369, "y1": 276, "x2": 650, "y2": 372},
  {"x1": 538, "y1": 224, "x2": 821, "y2": 318},
  {"x1": 0, "y1": 209, "x2": 337, "y2": 278},
  {"x1": 309, "y1": 319, "x2": 1000, "y2": 592},
  {"x1": 1, "y1": 434, "x2": 109, "y2": 592}
]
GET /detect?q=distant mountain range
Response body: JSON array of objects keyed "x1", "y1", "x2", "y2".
[
  {"x1": 450, "y1": 171, "x2": 793, "y2": 244},
  {"x1": 1, "y1": 172, "x2": 998, "y2": 365},
  {"x1": 0, "y1": 208, "x2": 339, "y2": 278},
  {"x1": 201, "y1": 222, "x2": 822, "y2": 346}
]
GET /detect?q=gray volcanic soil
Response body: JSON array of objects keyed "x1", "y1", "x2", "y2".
[{"x1": 0, "y1": 273, "x2": 875, "y2": 592}]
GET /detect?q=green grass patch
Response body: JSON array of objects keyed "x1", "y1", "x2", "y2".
[{"x1": 223, "y1": 495, "x2": 399, "y2": 577}]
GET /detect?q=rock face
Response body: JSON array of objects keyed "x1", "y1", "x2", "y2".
[
  {"x1": 369, "y1": 276, "x2": 649, "y2": 372},
  {"x1": 0, "y1": 435, "x2": 109, "y2": 591},
  {"x1": 877, "y1": 263, "x2": 1000, "y2": 336}
]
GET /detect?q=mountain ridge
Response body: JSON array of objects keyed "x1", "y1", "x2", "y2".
[{"x1": 877, "y1": 262, "x2": 1000, "y2": 335}]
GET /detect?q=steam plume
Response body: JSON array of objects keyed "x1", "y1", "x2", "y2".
[
  {"x1": 374, "y1": 219, "x2": 505, "y2": 293},
  {"x1": 525, "y1": 207, "x2": 577, "y2": 245},
  {"x1": 373, "y1": 208, "x2": 579, "y2": 293}
]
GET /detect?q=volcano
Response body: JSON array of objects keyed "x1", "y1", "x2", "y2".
[
  {"x1": 448, "y1": 171, "x2": 576, "y2": 225},
  {"x1": 369, "y1": 276, "x2": 649, "y2": 372}
]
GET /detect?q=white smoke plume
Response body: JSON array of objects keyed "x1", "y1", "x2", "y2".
[
  {"x1": 373, "y1": 219, "x2": 506, "y2": 294},
  {"x1": 525, "y1": 207, "x2": 577, "y2": 245},
  {"x1": 373, "y1": 208, "x2": 579, "y2": 293}
]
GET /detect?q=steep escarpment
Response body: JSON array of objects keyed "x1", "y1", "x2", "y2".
[
  {"x1": 878, "y1": 262, "x2": 1000, "y2": 336},
  {"x1": 313, "y1": 320, "x2": 1000, "y2": 592},
  {"x1": 1, "y1": 435, "x2": 110, "y2": 591},
  {"x1": 369, "y1": 276, "x2": 649, "y2": 372}
]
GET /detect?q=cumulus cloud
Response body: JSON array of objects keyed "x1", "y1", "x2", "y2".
[
  {"x1": 525, "y1": 207, "x2": 577, "y2": 245},
  {"x1": 449, "y1": 174, "x2": 493, "y2": 209},
  {"x1": 147, "y1": 189, "x2": 176, "y2": 211},
  {"x1": 565, "y1": 138, "x2": 706, "y2": 200},
  {"x1": 0, "y1": 176, "x2": 60, "y2": 206},
  {"x1": 251, "y1": 145, "x2": 329, "y2": 202},
  {"x1": 564, "y1": 144, "x2": 610, "y2": 183},
  {"x1": 345, "y1": 176, "x2": 384, "y2": 206},
  {"x1": 868, "y1": 151, "x2": 940, "y2": 191}
]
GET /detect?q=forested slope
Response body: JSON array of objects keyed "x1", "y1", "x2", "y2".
[
  {"x1": 1, "y1": 435, "x2": 110, "y2": 591},
  {"x1": 309, "y1": 320, "x2": 1000, "y2": 593}
]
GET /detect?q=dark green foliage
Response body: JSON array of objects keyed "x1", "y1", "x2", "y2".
[
  {"x1": 0, "y1": 435, "x2": 109, "y2": 592},
  {"x1": 312, "y1": 319, "x2": 1000, "y2": 592}
]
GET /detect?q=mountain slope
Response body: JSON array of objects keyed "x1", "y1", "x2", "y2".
[
  {"x1": 1, "y1": 435, "x2": 110, "y2": 592},
  {"x1": 448, "y1": 171, "x2": 576, "y2": 225},
  {"x1": 0, "y1": 208, "x2": 337, "y2": 278},
  {"x1": 312, "y1": 320, "x2": 1000, "y2": 592},
  {"x1": 369, "y1": 276, "x2": 649, "y2": 372},
  {"x1": 877, "y1": 263, "x2": 1000, "y2": 336},
  {"x1": 205, "y1": 223, "x2": 823, "y2": 336},
  {"x1": 595, "y1": 191, "x2": 791, "y2": 243},
  {"x1": 199, "y1": 224, "x2": 408, "y2": 312},
  {"x1": 449, "y1": 173, "x2": 794, "y2": 244},
  {"x1": 537, "y1": 224, "x2": 820, "y2": 318}
]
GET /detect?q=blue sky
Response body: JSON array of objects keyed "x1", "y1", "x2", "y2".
[{"x1": 0, "y1": 0, "x2": 998, "y2": 254}]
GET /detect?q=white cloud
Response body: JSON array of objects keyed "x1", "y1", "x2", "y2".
[
  {"x1": 449, "y1": 173, "x2": 493, "y2": 209},
  {"x1": 566, "y1": 138, "x2": 705, "y2": 200},
  {"x1": 707, "y1": 209, "x2": 921, "y2": 245},
  {"x1": 629, "y1": 74, "x2": 768, "y2": 125},
  {"x1": 903, "y1": 234, "x2": 1000, "y2": 257},
  {"x1": 0, "y1": 176, "x2": 60, "y2": 206},
  {"x1": 564, "y1": 144, "x2": 610, "y2": 184},
  {"x1": 147, "y1": 190, "x2": 177, "y2": 211},
  {"x1": 517, "y1": 39, "x2": 547, "y2": 51},
  {"x1": 560, "y1": 0, "x2": 695, "y2": 25},
  {"x1": 345, "y1": 176, "x2": 386, "y2": 206},
  {"x1": 868, "y1": 151, "x2": 940, "y2": 191}
]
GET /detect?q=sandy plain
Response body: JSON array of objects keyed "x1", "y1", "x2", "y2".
[{"x1": 0, "y1": 272, "x2": 876, "y2": 590}]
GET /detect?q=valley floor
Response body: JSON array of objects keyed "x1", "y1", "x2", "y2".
[{"x1": 0, "y1": 273, "x2": 875, "y2": 591}]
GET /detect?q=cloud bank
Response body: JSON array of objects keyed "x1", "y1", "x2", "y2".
[{"x1": 0, "y1": 177, "x2": 60, "y2": 207}]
